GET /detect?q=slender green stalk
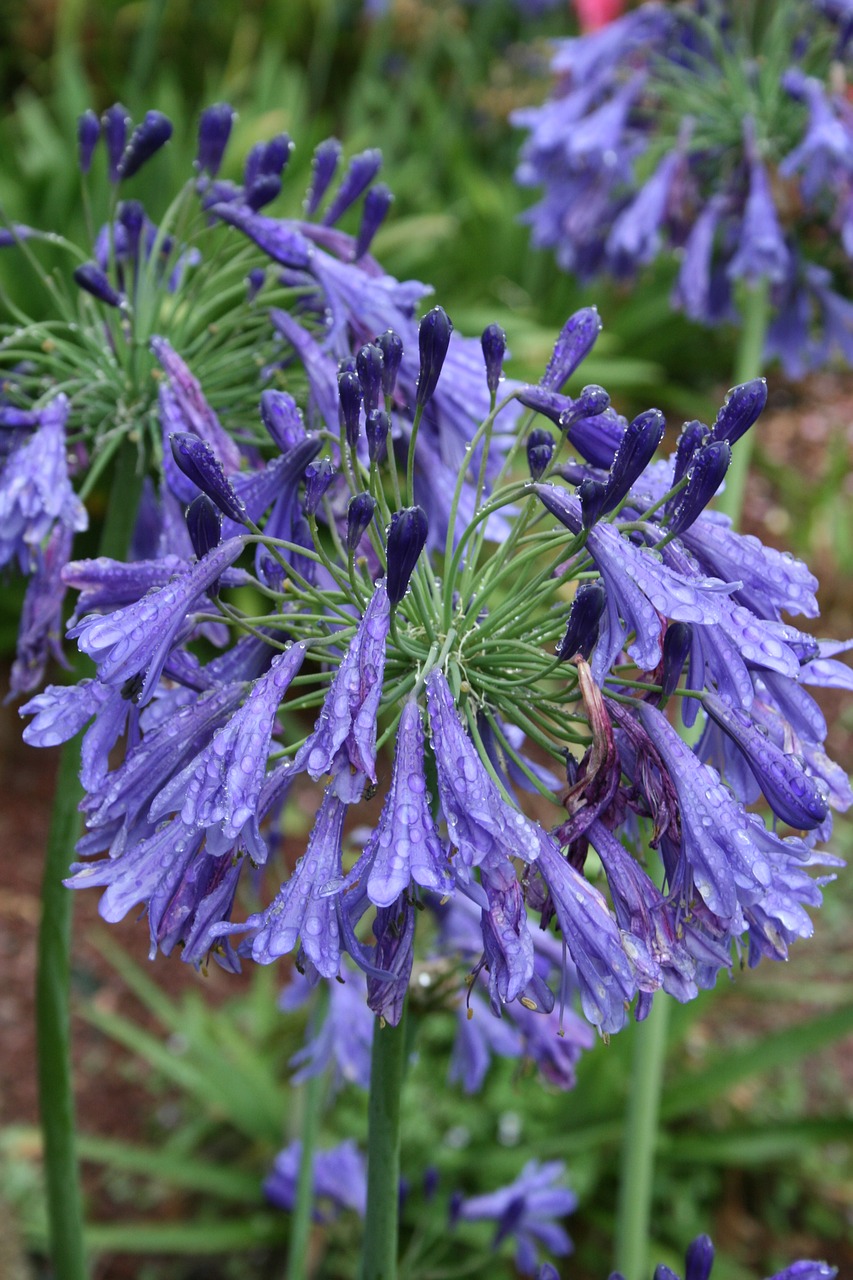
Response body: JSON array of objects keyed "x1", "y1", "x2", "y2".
[
  {"x1": 286, "y1": 990, "x2": 328, "y2": 1280},
  {"x1": 36, "y1": 737, "x2": 88, "y2": 1280},
  {"x1": 716, "y1": 276, "x2": 771, "y2": 525},
  {"x1": 612, "y1": 995, "x2": 670, "y2": 1280},
  {"x1": 360, "y1": 1007, "x2": 408, "y2": 1280},
  {"x1": 36, "y1": 445, "x2": 144, "y2": 1280}
]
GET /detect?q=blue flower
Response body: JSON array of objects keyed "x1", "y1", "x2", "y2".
[
  {"x1": 455, "y1": 1159, "x2": 576, "y2": 1276},
  {"x1": 265, "y1": 1139, "x2": 367, "y2": 1219}
]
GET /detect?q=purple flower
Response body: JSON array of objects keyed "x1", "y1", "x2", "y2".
[
  {"x1": 535, "y1": 833, "x2": 637, "y2": 1035},
  {"x1": 355, "y1": 699, "x2": 452, "y2": 906},
  {"x1": 148, "y1": 643, "x2": 307, "y2": 861},
  {"x1": 456, "y1": 1159, "x2": 576, "y2": 1276},
  {"x1": 222, "y1": 786, "x2": 345, "y2": 974},
  {"x1": 195, "y1": 103, "x2": 235, "y2": 177},
  {"x1": 151, "y1": 336, "x2": 243, "y2": 475},
  {"x1": 77, "y1": 110, "x2": 100, "y2": 173},
  {"x1": 609, "y1": 1234, "x2": 837, "y2": 1280},
  {"x1": 118, "y1": 110, "x2": 173, "y2": 180},
  {"x1": 416, "y1": 306, "x2": 454, "y2": 408},
  {"x1": 726, "y1": 146, "x2": 790, "y2": 286},
  {"x1": 0, "y1": 395, "x2": 87, "y2": 571},
  {"x1": 283, "y1": 966, "x2": 373, "y2": 1091},
  {"x1": 296, "y1": 581, "x2": 390, "y2": 795},
  {"x1": 426, "y1": 668, "x2": 542, "y2": 879},
  {"x1": 386, "y1": 506, "x2": 428, "y2": 606},
  {"x1": 448, "y1": 988, "x2": 523, "y2": 1093},
  {"x1": 68, "y1": 538, "x2": 247, "y2": 706},
  {"x1": 265, "y1": 1139, "x2": 366, "y2": 1219}
]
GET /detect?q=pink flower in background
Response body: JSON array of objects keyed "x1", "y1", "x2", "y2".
[{"x1": 576, "y1": 0, "x2": 625, "y2": 31}]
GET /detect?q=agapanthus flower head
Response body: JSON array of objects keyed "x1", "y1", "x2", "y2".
[
  {"x1": 16, "y1": 237, "x2": 845, "y2": 1080},
  {"x1": 514, "y1": 1, "x2": 853, "y2": 373}
]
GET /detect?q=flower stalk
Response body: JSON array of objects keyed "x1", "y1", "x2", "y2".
[{"x1": 360, "y1": 1005, "x2": 409, "y2": 1280}]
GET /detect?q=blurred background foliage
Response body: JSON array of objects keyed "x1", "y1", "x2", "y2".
[{"x1": 0, "y1": 1, "x2": 851, "y2": 1278}]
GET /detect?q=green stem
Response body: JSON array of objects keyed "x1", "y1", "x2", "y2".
[
  {"x1": 286, "y1": 994, "x2": 328, "y2": 1280},
  {"x1": 36, "y1": 739, "x2": 88, "y2": 1280},
  {"x1": 360, "y1": 1006, "x2": 408, "y2": 1280},
  {"x1": 36, "y1": 444, "x2": 144, "y2": 1280},
  {"x1": 612, "y1": 995, "x2": 670, "y2": 1280},
  {"x1": 716, "y1": 276, "x2": 770, "y2": 526}
]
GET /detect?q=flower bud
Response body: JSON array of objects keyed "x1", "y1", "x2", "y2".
[
  {"x1": 356, "y1": 343, "x2": 384, "y2": 415},
  {"x1": 305, "y1": 137, "x2": 342, "y2": 216},
  {"x1": 526, "y1": 428, "x2": 554, "y2": 480},
  {"x1": 196, "y1": 103, "x2": 235, "y2": 177},
  {"x1": 416, "y1": 307, "x2": 453, "y2": 408},
  {"x1": 244, "y1": 134, "x2": 292, "y2": 187},
  {"x1": 710, "y1": 378, "x2": 767, "y2": 446},
  {"x1": 73, "y1": 263, "x2": 123, "y2": 308},
  {"x1": 356, "y1": 184, "x2": 393, "y2": 259},
  {"x1": 601, "y1": 408, "x2": 665, "y2": 514},
  {"x1": 661, "y1": 622, "x2": 692, "y2": 696},
  {"x1": 556, "y1": 582, "x2": 606, "y2": 661},
  {"x1": 246, "y1": 267, "x2": 266, "y2": 301},
  {"x1": 366, "y1": 409, "x2": 390, "y2": 464},
  {"x1": 304, "y1": 458, "x2": 336, "y2": 515},
  {"x1": 102, "y1": 103, "x2": 130, "y2": 182},
  {"x1": 376, "y1": 330, "x2": 404, "y2": 397},
  {"x1": 347, "y1": 493, "x2": 377, "y2": 551},
  {"x1": 338, "y1": 370, "x2": 363, "y2": 447},
  {"x1": 170, "y1": 433, "x2": 246, "y2": 523},
  {"x1": 246, "y1": 173, "x2": 282, "y2": 212},
  {"x1": 666, "y1": 440, "x2": 731, "y2": 536},
  {"x1": 386, "y1": 506, "x2": 428, "y2": 606},
  {"x1": 118, "y1": 200, "x2": 145, "y2": 261},
  {"x1": 578, "y1": 477, "x2": 608, "y2": 528},
  {"x1": 480, "y1": 323, "x2": 506, "y2": 395},
  {"x1": 77, "y1": 110, "x2": 100, "y2": 174},
  {"x1": 558, "y1": 384, "x2": 610, "y2": 432},
  {"x1": 260, "y1": 390, "x2": 305, "y2": 451},
  {"x1": 684, "y1": 1234, "x2": 714, "y2": 1280},
  {"x1": 541, "y1": 306, "x2": 601, "y2": 391},
  {"x1": 322, "y1": 149, "x2": 383, "y2": 227},
  {"x1": 671, "y1": 419, "x2": 709, "y2": 491},
  {"x1": 186, "y1": 493, "x2": 222, "y2": 561},
  {"x1": 118, "y1": 110, "x2": 173, "y2": 180}
]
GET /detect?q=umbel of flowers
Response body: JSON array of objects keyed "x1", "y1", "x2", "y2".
[
  {"x1": 18, "y1": 275, "x2": 851, "y2": 1040},
  {"x1": 513, "y1": 0, "x2": 853, "y2": 374}
]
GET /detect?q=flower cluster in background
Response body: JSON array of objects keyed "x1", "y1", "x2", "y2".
[{"x1": 513, "y1": 0, "x2": 853, "y2": 374}]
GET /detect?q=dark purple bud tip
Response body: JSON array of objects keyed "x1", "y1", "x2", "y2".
[
  {"x1": 196, "y1": 103, "x2": 235, "y2": 177},
  {"x1": 711, "y1": 378, "x2": 767, "y2": 446},
  {"x1": 386, "y1": 506, "x2": 428, "y2": 606},
  {"x1": 186, "y1": 493, "x2": 222, "y2": 561},
  {"x1": 416, "y1": 307, "x2": 453, "y2": 409},
  {"x1": 305, "y1": 137, "x2": 342, "y2": 216},
  {"x1": 118, "y1": 200, "x2": 145, "y2": 258},
  {"x1": 73, "y1": 263, "x2": 123, "y2": 308},
  {"x1": 366, "y1": 409, "x2": 390, "y2": 464},
  {"x1": 347, "y1": 493, "x2": 377, "y2": 551},
  {"x1": 684, "y1": 1234, "x2": 714, "y2": 1280},
  {"x1": 77, "y1": 110, "x2": 100, "y2": 174},
  {"x1": 376, "y1": 329, "x2": 403, "y2": 397},
  {"x1": 118, "y1": 110, "x2": 173, "y2": 181},
  {"x1": 661, "y1": 622, "x2": 692, "y2": 696},
  {"x1": 304, "y1": 457, "x2": 336, "y2": 515},
  {"x1": 356, "y1": 183, "x2": 393, "y2": 259},
  {"x1": 671, "y1": 419, "x2": 710, "y2": 492},
  {"x1": 542, "y1": 306, "x2": 602, "y2": 391},
  {"x1": 260, "y1": 390, "x2": 304, "y2": 451},
  {"x1": 556, "y1": 581, "x2": 606, "y2": 661},
  {"x1": 170, "y1": 433, "x2": 247, "y2": 523},
  {"x1": 527, "y1": 428, "x2": 554, "y2": 480},
  {"x1": 666, "y1": 440, "x2": 731, "y2": 536},
  {"x1": 338, "y1": 370, "x2": 363, "y2": 447},
  {"x1": 601, "y1": 407, "x2": 665, "y2": 515},
  {"x1": 356, "y1": 343, "x2": 384, "y2": 415},
  {"x1": 322, "y1": 148, "x2": 383, "y2": 227},
  {"x1": 481, "y1": 323, "x2": 507, "y2": 395},
  {"x1": 559, "y1": 384, "x2": 610, "y2": 432},
  {"x1": 102, "y1": 103, "x2": 130, "y2": 182},
  {"x1": 423, "y1": 1166, "x2": 439, "y2": 1202},
  {"x1": 246, "y1": 173, "x2": 282, "y2": 212},
  {"x1": 577, "y1": 477, "x2": 607, "y2": 528},
  {"x1": 246, "y1": 267, "x2": 266, "y2": 301},
  {"x1": 654, "y1": 1267, "x2": 681, "y2": 1280}
]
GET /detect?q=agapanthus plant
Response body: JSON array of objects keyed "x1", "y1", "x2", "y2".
[
  {"x1": 513, "y1": 0, "x2": 853, "y2": 377},
  {"x1": 19, "y1": 283, "x2": 851, "y2": 1273}
]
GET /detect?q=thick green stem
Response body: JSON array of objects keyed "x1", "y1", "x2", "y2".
[
  {"x1": 716, "y1": 277, "x2": 771, "y2": 526},
  {"x1": 612, "y1": 995, "x2": 670, "y2": 1280},
  {"x1": 360, "y1": 1007, "x2": 408, "y2": 1280},
  {"x1": 36, "y1": 445, "x2": 143, "y2": 1279},
  {"x1": 36, "y1": 739, "x2": 88, "y2": 1280}
]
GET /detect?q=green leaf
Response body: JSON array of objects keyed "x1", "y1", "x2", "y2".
[{"x1": 75, "y1": 1134, "x2": 262, "y2": 1201}]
